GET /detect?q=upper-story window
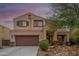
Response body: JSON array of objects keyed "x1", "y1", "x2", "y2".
[
  {"x1": 17, "y1": 20, "x2": 29, "y2": 27},
  {"x1": 34, "y1": 20, "x2": 43, "y2": 27},
  {"x1": 28, "y1": 14, "x2": 31, "y2": 20}
]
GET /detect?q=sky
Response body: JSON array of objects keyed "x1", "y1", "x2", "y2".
[{"x1": 0, "y1": 3, "x2": 52, "y2": 29}]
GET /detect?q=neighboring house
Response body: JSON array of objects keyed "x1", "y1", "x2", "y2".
[
  {"x1": 0, "y1": 25, "x2": 11, "y2": 48},
  {"x1": 11, "y1": 12, "x2": 70, "y2": 46}
]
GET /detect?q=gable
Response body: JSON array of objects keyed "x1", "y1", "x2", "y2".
[{"x1": 14, "y1": 12, "x2": 46, "y2": 21}]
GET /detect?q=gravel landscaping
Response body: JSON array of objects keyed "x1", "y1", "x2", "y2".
[{"x1": 37, "y1": 45, "x2": 79, "y2": 56}]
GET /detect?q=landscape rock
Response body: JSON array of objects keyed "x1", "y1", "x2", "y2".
[{"x1": 37, "y1": 45, "x2": 79, "y2": 56}]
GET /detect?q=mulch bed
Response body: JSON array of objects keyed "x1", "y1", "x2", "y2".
[{"x1": 37, "y1": 45, "x2": 79, "y2": 56}]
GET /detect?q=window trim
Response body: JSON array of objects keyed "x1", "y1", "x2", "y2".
[
  {"x1": 33, "y1": 20, "x2": 43, "y2": 27},
  {"x1": 17, "y1": 20, "x2": 29, "y2": 27}
]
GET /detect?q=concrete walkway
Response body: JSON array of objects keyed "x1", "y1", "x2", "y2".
[{"x1": 0, "y1": 46, "x2": 38, "y2": 56}]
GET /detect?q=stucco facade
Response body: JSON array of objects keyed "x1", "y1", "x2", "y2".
[
  {"x1": 12, "y1": 12, "x2": 47, "y2": 46},
  {"x1": 11, "y1": 12, "x2": 70, "y2": 46},
  {"x1": 52, "y1": 28, "x2": 70, "y2": 45},
  {"x1": 0, "y1": 25, "x2": 11, "y2": 48}
]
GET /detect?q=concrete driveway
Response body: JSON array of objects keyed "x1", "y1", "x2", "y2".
[{"x1": 0, "y1": 46, "x2": 38, "y2": 56}]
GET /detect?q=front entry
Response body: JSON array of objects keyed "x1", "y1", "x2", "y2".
[{"x1": 57, "y1": 35, "x2": 66, "y2": 45}]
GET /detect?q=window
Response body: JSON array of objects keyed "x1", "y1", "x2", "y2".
[
  {"x1": 22, "y1": 21, "x2": 27, "y2": 26},
  {"x1": 28, "y1": 15, "x2": 31, "y2": 20},
  {"x1": 34, "y1": 20, "x2": 43, "y2": 27},
  {"x1": 17, "y1": 20, "x2": 29, "y2": 27}
]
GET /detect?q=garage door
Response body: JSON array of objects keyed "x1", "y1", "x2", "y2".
[
  {"x1": 15, "y1": 35, "x2": 39, "y2": 46},
  {"x1": 2, "y1": 40, "x2": 10, "y2": 46}
]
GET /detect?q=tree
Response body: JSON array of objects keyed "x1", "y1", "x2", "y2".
[
  {"x1": 49, "y1": 3, "x2": 79, "y2": 40},
  {"x1": 50, "y1": 3, "x2": 79, "y2": 31},
  {"x1": 48, "y1": 17, "x2": 65, "y2": 32},
  {"x1": 48, "y1": 17, "x2": 65, "y2": 44}
]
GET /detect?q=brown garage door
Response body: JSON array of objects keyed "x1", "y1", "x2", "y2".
[{"x1": 15, "y1": 35, "x2": 39, "y2": 46}]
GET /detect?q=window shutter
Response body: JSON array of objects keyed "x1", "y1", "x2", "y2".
[{"x1": 26, "y1": 21, "x2": 29, "y2": 26}]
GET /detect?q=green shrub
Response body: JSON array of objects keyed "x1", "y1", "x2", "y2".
[
  {"x1": 39, "y1": 39, "x2": 49, "y2": 51},
  {"x1": 70, "y1": 38, "x2": 79, "y2": 45},
  {"x1": 73, "y1": 38, "x2": 79, "y2": 45},
  {"x1": 70, "y1": 29, "x2": 79, "y2": 45},
  {"x1": 69, "y1": 38, "x2": 74, "y2": 45},
  {"x1": 70, "y1": 29, "x2": 79, "y2": 39}
]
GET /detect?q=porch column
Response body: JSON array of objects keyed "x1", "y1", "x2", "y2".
[
  {"x1": 66, "y1": 33, "x2": 70, "y2": 42},
  {"x1": 53, "y1": 31, "x2": 58, "y2": 42},
  {"x1": 10, "y1": 33, "x2": 16, "y2": 46},
  {"x1": 64, "y1": 35, "x2": 67, "y2": 44}
]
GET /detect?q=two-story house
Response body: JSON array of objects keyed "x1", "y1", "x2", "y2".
[
  {"x1": 11, "y1": 12, "x2": 70, "y2": 46},
  {"x1": 0, "y1": 25, "x2": 11, "y2": 48},
  {"x1": 11, "y1": 12, "x2": 47, "y2": 46}
]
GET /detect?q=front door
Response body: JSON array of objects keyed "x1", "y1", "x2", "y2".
[{"x1": 57, "y1": 35, "x2": 65, "y2": 45}]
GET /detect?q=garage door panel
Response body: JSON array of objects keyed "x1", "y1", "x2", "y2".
[{"x1": 15, "y1": 35, "x2": 39, "y2": 46}]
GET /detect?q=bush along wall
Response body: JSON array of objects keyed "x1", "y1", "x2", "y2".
[
  {"x1": 70, "y1": 38, "x2": 79, "y2": 45},
  {"x1": 74, "y1": 38, "x2": 79, "y2": 45},
  {"x1": 39, "y1": 39, "x2": 49, "y2": 51}
]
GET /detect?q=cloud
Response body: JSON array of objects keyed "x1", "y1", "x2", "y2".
[{"x1": 0, "y1": 3, "x2": 52, "y2": 29}]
